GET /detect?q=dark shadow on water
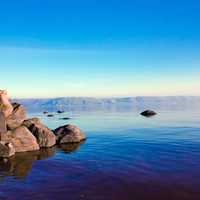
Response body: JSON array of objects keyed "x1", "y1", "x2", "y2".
[{"x1": 0, "y1": 142, "x2": 85, "y2": 179}]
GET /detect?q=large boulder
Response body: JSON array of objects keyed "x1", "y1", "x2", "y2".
[
  {"x1": 6, "y1": 126, "x2": 39, "y2": 153},
  {"x1": 6, "y1": 103, "x2": 27, "y2": 130},
  {"x1": 0, "y1": 141, "x2": 15, "y2": 157},
  {"x1": 23, "y1": 118, "x2": 56, "y2": 147},
  {"x1": 140, "y1": 110, "x2": 157, "y2": 117},
  {"x1": 54, "y1": 124, "x2": 86, "y2": 144}
]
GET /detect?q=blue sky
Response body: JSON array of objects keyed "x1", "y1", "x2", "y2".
[{"x1": 0, "y1": 0, "x2": 200, "y2": 98}]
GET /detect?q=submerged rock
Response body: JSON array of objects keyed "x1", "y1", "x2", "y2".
[
  {"x1": 54, "y1": 124, "x2": 86, "y2": 144},
  {"x1": 0, "y1": 141, "x2": 15, "y2": 157},
  {"x1": 140, "y1": 110, "x2": 157, "y2": 117},
  {"x1": 0, "y1": 148, "x2": 56, "y2": 178},
  {"x1": 23, "y1": 118, "x2": 56, "y2": 147},
  {"x1": 59, "y1": 141, "x2": 85, "y2": 153},
  {"x1": 6, "y1": 103, "x2": 26, "y2": 130},
  {"x1": 37, "y1": 147, "x2": 56, "y2": 160},
  {"x1": 0, "y1": 151, "x2": 38, "y2": 178}
]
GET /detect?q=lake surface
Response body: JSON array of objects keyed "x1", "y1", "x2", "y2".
[{"x1": 1, "y1": 110, "x2": 200, "y2": 200}]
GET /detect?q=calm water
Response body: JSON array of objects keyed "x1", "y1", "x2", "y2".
[{"x1": 1, "y1": 110, "x2": 200, "y2": 200}]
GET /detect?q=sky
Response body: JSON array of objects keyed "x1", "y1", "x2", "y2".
[{"x1": 0, "y1": 0, "x2": 200, "y2": 98}]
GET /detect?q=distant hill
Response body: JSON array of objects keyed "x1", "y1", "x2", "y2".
[{"x1": 13, "y1": 96, "x2": 200, "y2": 112}]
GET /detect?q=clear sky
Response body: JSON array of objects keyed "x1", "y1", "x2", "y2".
[{"x1": 0, "y1": 0, "x2": 200, "y2": 98}]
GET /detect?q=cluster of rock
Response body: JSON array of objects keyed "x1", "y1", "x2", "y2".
[
  {"x1": 43, "y1": 110, "x2": 65, "y2": 117},
  {"x1": 0, "y1": 102, "x2": 86, "y2": 158}
]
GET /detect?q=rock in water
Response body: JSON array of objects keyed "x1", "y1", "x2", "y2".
[
  {"x1": 57, "y1": 110, "x2": 64, "y2": 114},
  {"x1": 6, "y1": 103, "x2": 26, "y2": 130},
  {"x1": 54, "y1": 124, "x2": 86, "y2": 144},
  {"x1": 23, "y1": 118, "x2": 56, "y2": 147},
  {"x1": 6, "y1": 126, "x2": 39, "y2": 153},
  {"x1": 140, "y1": 110, "x2": 157, "y2": 117},
  {"x1": 0, "y1": 90, "x2": 87, "y2": 158},
  {"x1": 0, "y1": 141, "x2": 15, "y2": 157},
  {"x1": 60, "y1": 117, "x2": 71, "y2": 120},
  {"x1": 47, "y1": 114, "x2": 54, "y2": 117}
]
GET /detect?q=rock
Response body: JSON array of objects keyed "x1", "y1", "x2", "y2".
[
  {"x1": 57, "y1": 110, "x2": 64, "y2": 114},
  {"x1": 6, "y1": 103, "x2": 27, "y2": 130},
  {"x1": 47, "y1": 114, "x2": 54, "y2": 117},
  {"x1": 140, "y1": 110, "x2": 157, "y2": 117},
  {"x1": 23, "y1": 118, "x2": 56, "y2": 147},
  {"x1": 0, "y1": 90, "x2": 13, "y2": 118},
  {"x1": 6, "y1": 126, "x2": 39, "y2": 153},
  {"x1": 43, "y1": 111, "x2": 48, "y2": 114},
  {"x1": 0, "y1": 141, "x2": 15, "y2": 157},
  {"x1": 54, "y1": 124, "x2": 86, "y2": 144},
  {"x1": 60, "y1": 117, "x2": 71, "y2": 120},
  {"x1": 0, "y1": 112, "x2": 7, "y2": 135},
  {"x1": 23, "y1": 117, "x2": 40, "y2": 126}
]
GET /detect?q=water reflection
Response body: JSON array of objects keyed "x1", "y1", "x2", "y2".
[
  {"x1": 0, "y1": 142, "x2": 84, "y2": 179},
  {"x1": 59, "y1": 140, "x2": 85, "y2": 154}
]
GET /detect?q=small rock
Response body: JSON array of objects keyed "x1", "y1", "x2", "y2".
[
  {"x1": 54, "y1": 124, "x2": 86, "y2": 144},
  {"x1": 57, "y1": 110, "x2": 64, "y2": 114},
  {"x1": 140, "y1": 110, "x2": 157, "y2": 117},
  {"x1": 43, "y1": 111, "x2": 48, "y2": 114},
  {"x1": 47, "y1": 114, "x2": 54, "y2": 117},
  {"x1": 60, "y1": 117, "x2": 71, "y2": 120}
]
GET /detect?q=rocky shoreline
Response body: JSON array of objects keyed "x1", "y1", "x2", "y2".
[{"x1": 0, "y1": 102, "x2": 86, "y2": 158}]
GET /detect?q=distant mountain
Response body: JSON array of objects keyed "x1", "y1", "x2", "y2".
[{"x1": 12, "y1": 96, "x2": 200, "y2": 112}]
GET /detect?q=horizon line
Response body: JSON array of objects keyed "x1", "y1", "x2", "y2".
[{"x1": 12, "y1": 95, "x2": 200, "y2": 100}]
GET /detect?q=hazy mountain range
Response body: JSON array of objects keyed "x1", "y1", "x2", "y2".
[{"x1": 13, "y1": 96, "x2": 200, "y2": 112}]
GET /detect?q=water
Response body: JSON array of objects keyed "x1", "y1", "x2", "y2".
[{"x1": 1, "y1": 110, "x2": 200, "y2": 200}]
